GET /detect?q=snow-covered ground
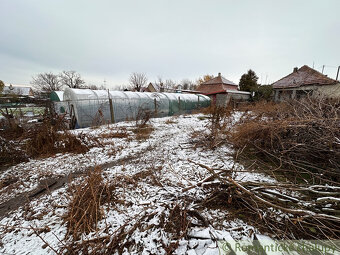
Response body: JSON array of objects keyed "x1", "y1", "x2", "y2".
[{"x1": 0, "y1": 114, "x2": 276, "y2": 254}]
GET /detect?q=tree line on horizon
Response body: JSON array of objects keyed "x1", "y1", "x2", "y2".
[
  {"x1": 26, "y1": 71, "x2": 211, "y2": 95},
  {"x1": 0, "y1": 69, "x2": 272, "y2": 101}
]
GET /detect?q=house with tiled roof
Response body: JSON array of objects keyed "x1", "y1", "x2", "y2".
[
  {"x1": 273, "y1": 65, "x2": 340, "y2": 101},
  {"x1": 196, "y1": 73, "x2": 250, "y2": 105}
]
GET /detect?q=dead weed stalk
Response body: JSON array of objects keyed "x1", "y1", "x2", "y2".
[
  {"x1": 64, "y1": 167, "x2": 114, "y2": 241},
  {"x1": 192, "y1": 104, "x2": 233, "y2": 149}
]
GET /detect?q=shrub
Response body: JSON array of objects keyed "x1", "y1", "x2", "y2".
[
  {"x1": 230, "y1": 97, "x2": 340, "y2": 183},
  {"x1": 192, "y1": 104, "x2": 233, "y2": 149},
  {"x1": 25, "y1": 120, "x2": 88, "y2": 158},
  {"x1": 0, "y1": 116, "x2": 91, "y2": 166}
]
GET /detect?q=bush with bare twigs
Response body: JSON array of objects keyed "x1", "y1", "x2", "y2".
[
  {"x1": 231, "y1": 97, "x2": 340, "y2": 183},
  {"x1": 0, "y1": 116, "x2": 96, "y2": 166},
  {"x1": 25, "y1": 120, "x2": 89, "y2": 158},
  {"x1": 191, "y1": 104, "x2": 233, "y2": 149},
  {"x1": 133, "y1": 107, "x2": 154, "y2": 140}
]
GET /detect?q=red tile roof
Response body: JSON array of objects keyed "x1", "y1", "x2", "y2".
[
  {"x1": 273, "y1": 65, "x2": 337, "y2": 89},
  {"x1": 196, "y1": 73, "x2": 238, "y2": 95}
]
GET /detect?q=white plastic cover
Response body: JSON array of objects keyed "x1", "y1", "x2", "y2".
[{"x1": 63, "y1": 88, "x2": 210, "y2": 128}]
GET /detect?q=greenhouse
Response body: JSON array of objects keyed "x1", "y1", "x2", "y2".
[
  {"x1": 63, "y1": 88, "x2": 210, "y2": 128},
  {"x1": 50, "y1": 91, "x2": 68, "y2": 114}
]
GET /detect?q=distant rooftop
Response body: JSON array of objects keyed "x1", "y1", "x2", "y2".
[
  {"x1": 272, "y1": 65, "x2": 337, "y2": 89},
  {"x1": 3, "y1": 84, "x2": 33, "y2": 96},
  {"x1": 196, "y1": 73, "x2": 238, "y2": 95},
  {"x1": 200, "y1": 72, "x2": 237, "y2": 86}
]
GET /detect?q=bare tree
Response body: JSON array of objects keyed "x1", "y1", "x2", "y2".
[
  {"x1": 86, "y1": 84, "x2": 106, "y2": 90},
  {"x1": 129, "y1": 72, "x2": 147, "y2": 92},
  {"x1": 59, "y1": 70, "x2": 85, "y2": 88},
  {"x1": 164, "y1": 79, "x2": 177, "y2": 91},
  {"x1": 30, "y1": 72, "x2": 63, "y2": 93},
  {"x1": 154, "y1": 77, "x2": 178, "y2": 92},
  {"x1": 153, "y1": 76, "x2": 164, "y2": 92},
  {"x1": 181, "y1": 79, "x2": 196, "y2": 90}
]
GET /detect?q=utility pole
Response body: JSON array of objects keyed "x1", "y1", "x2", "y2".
[
  {"x1": 336, "y1": 66, "x2": 340, "y2": 81},
  {"x1": 322, "y1": 65, "x2": 325, "y2": 74}
]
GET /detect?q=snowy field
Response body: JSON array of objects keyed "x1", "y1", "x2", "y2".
[{"x1": 0, "y1": 114, "x2": 277, "y2": 254}]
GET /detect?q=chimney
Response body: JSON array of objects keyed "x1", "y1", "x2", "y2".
[
  {"x1": 218, "y1": 72, "x2": 221, "y2": 77},
  {"x1": 293, "y1": 67, "x2": 298, "y2": 73}
]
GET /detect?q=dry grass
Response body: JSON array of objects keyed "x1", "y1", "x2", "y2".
[
  {"x1": 237, "y1": 100, "x2": 291, "y2": 118},
  {"x1": 0, "y1": 137, "x2": 28, "y2": 166},
  {"x1": 160, "y1": 203, "x2": 190, "y2": 254},
  {"x1": 132, "y1": 167, "x2": 163, "y2": 187},
  {"x1": 165, "y1": 117, "x2": 178, "y2": 124},
  {"x1": 133, "y1": 125, "x2": 154, "y2": 140},
  {"x1": 0, "y1": 175, "x2": 19, "y2": 189},
  {"x1": 64, "y1": 167, "x2": 114, "y2": 241},
  {"x1": 98, "y1": 127, "x2": 129, "y2": 139}
]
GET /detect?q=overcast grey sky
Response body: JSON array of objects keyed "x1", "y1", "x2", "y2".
[{"x1": 0, "y1": 0, "x2": 339, "y2": 88}]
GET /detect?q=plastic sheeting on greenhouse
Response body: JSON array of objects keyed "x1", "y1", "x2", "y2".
[
  {"x1": 50, "y1": 91, "x2": 68, "y2": 114},
  {"x1": 63, "y1": 88, "x2": 210, "y2": 128}
]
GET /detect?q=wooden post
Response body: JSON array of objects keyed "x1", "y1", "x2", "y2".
[
  {"x1": 154, "y1": 98, "x2": 157, "y2": 116},
  {"x1": 198, "y1": 96, "x2": 200, "y2": 108},
  {"x1": 178, "y1": 96, "x2": 181, "y2": 113},
  {"x1": 336, "y1": 66, "x2": 340, "y2": 81},
  {"x1": 108, "y1": 90, "x2": 115, "y2": 123}
]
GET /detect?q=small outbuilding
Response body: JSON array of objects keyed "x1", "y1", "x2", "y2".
[
  {"x1": 273, "y1": 65, "x2": 340, "y2": 101},
  {"x1": 196, "y1": 73, "x2": 250, "y2": 105}
]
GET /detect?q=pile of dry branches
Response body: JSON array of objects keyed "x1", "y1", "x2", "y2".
[
  {"x1": 187, "y1": 160, "x2": 340, "y2": 240},
  {"x1": 231, "y1": 97, "x2": 340, "y2": 183},
  {"x1": 62, "y1": 199, "x2": 196, "y2": 254}
]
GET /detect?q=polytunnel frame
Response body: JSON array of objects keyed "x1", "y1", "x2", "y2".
[{"x1": 63, "y1": 88, "x2": 210, "y2": 128}]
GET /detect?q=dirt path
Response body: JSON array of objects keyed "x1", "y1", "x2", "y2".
[
  {"x1": 0, "y1": 120, "x2": 185, "y2": 219},
  {"x1": 0, "y1": 149, "x2": 150, "y2": 219}
]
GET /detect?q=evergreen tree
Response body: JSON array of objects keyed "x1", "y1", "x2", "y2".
[{"x1": 239, "y1": 69, "x2": 258, "y2": 92}]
